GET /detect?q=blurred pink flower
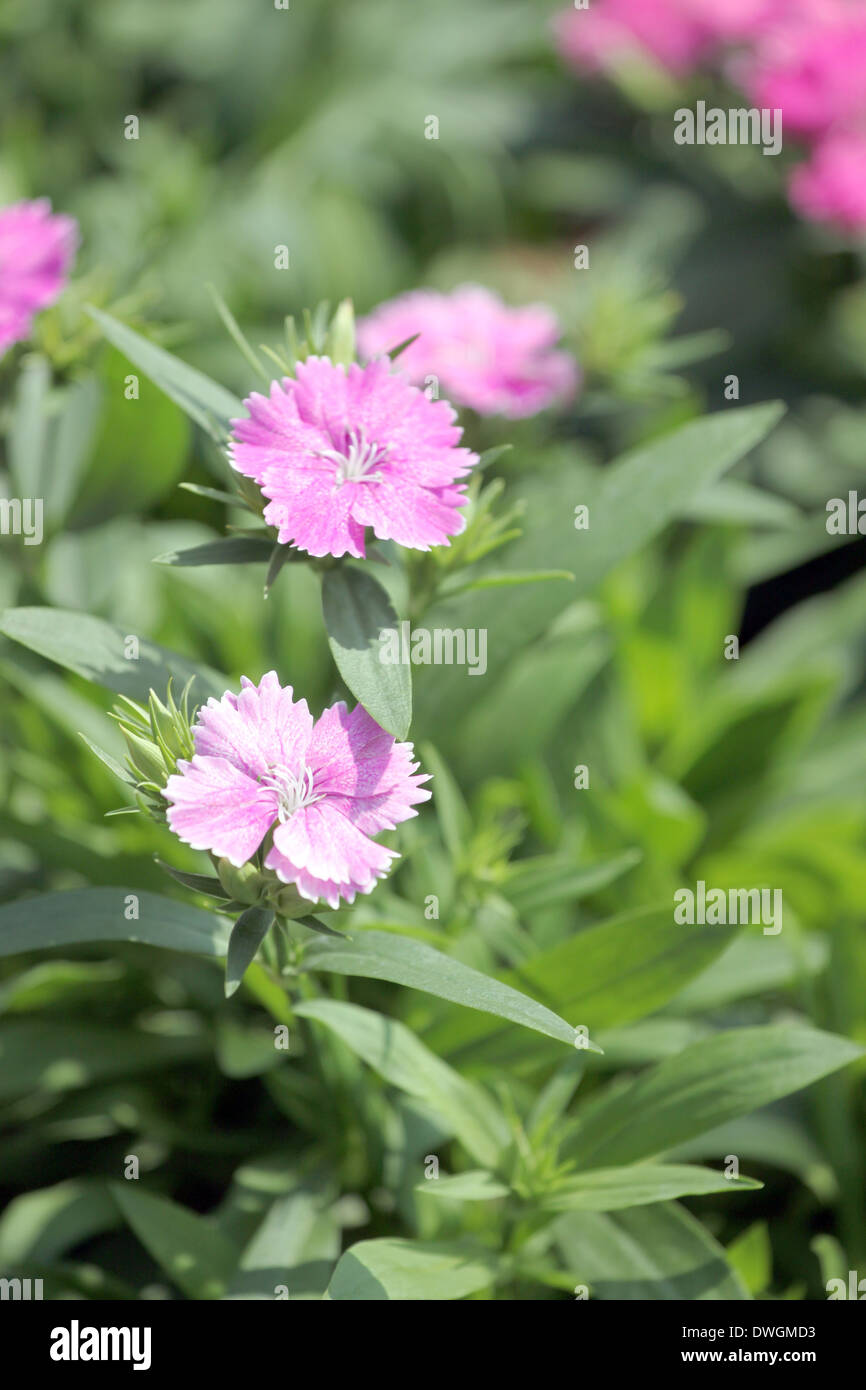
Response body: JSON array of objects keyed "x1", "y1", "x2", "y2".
[
  {"x1": 357, "y1": 285, "x2": 579, "y2": 419},
  {"x1": 0, "y1": 199, "x2": 77, "y2": 357},
  {"x1": 165, "y1": 672, "x2": 431, "y2": 909},
  {"x1": 789, "y1": 131, "x2": 866, "y2": 232},
  {"x1": 554, "y1": 0, "x2": 785, "y2": 76},
  {"x1": 747, "y1": 9, "x2": 866, "y2": 137},
  {"x1": 229, "y1": 356, "x2": 477, "y2": 558}
]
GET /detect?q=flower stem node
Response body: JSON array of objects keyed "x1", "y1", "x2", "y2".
[
  {"x1": 216, "y1": 858, "x2": 267, "y2": 906},
  {"x1": 215, "y1": 859, "x2": 320, "y2": 918},
  {"x1": 266, "y1": 882, "x2": 311, "y2": 919}
]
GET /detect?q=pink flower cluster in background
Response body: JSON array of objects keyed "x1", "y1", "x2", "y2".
[
  {"x1": 358, "y1": 285, "x2": 579, "y2": 420},
  {"x1": 555, "y1": 0, "x2": 786, "y2": 77},
  {"x1": 0, "y1": 199, "x2": 77, "y2": 357},
  {"x1": 555, "y1": 0, "x2": 866, "y2": 235}
]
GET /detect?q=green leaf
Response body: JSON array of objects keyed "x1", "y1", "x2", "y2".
[
  {"x1": 302, "y1": 929, "x2": 592, "y2": 1050},
  {"x1": 666, "y1": 931, "x2": 829, "y2": 1014},
  {"x1": 153, "y1": 536, "x2": 275, "y2": 567},
  {"x1": 263, "y1": 542, "x2": 296, "y2": 597},
  {"x1": 111, "y1": 1186, "x2": 238, "y2": 1299},
  {"x1": 664, "y1": 1113, "x2": 836, "y2": 1201},
  {"x1": 295, "y1": 1000, "x2": 508, "y2": 1168},
  {"x1": 542, "y1": 1164, "x2": 761, "y2": 1214},
  {"x1": 502, "y1": 849, "x2": 641, "y2": 914},
  {"x1": 78, "y1": 735, "x2": 136, "y2": 787},
  {"x1": 414, "y1": 1171, "x2": 509, "y2": 1201},
  {"x1": 327, "y1": 1238, "x2": 498, "y2": 1300},
  {"x1": 414, "y1": 405, "x2": 786, "y2": 739},
  {"x1": 455, "y1": 622, "x2": 610, "y2": 779},
  {"x1": 0, "y1": 607, "x2": 227, "y2": 703},
  {"x1": 681, "y1": 479, "x2": 801, "y2": 528},
  {"x1": 153, "y1": 859, "x2": 226, "y2": 898},
  {"x1": 321, "y1": 567, "x2": 411, "y2": 738},
  {"x1": 425, "y1": 906, "x2": 733, "y2": 1060},
  {"x1": 41, "y1": 375, "x2": 103, "y2": 527},
  {"x1": 437, "y1": 569, "x2": 574, "y2": 600},
  {"x1": 527, "y1": 1053, "x2": 587, "y2": 1142},
  {"x1": 0, "y1": 1021, "x2": 208, "y2": 1102},
  {"x1": 225, "y1": 907, "x2": 275, "y2": 998},
  {"x1": 0, "y1": 1181, "x2": 119, "y2": 1268},
  {"x1": 568, "y1": 403, "x2": 785, "y2": 595},
  {"x1": 0, "y1": 888, "x2": 230, "y2": 960},
  {"x1": 386, "y1": 332, "x2": 421, "y2": 361},
  {"x1": 8, "y1": 355, "x2": 52, "y2": 501},
  {"x1": 417, "y1": 742, "x2": 471, "y2": 861},
  {"x1": 179, "y1": 482, "x2": 250, "y2": 507},
  {"x1": 87, "y1": 307, "x2": 243, "y2": 440},
  {"x1": 0, "y1": 960, "x2": 122, "y2": 1014},
  {"x1": 553, "y1": 1204, "x2": 749, "y2": 1300},
  {"x1": 475, "y1": 444, "x2": 513, "y2": 470},
  {"x1": 726, "y1": 1222, "x2": 772, "y2": 1297},
  {"x1": 205, "y1": 283, "x2": 268, "y2": 382},
  {"x1": 225, "y1": 1181, "x2": 339, "y2": 1300},
  {"x1": 565, "y1": 1025, "x2": 863, "y2": 1169},
  {"x1": 71, "y1": 347, "x2": 188, "y2": 524},
  {"x1": 215, "y1": 1023, "x2": 285, "y2": 1079},
  {"x1": 296, "y1": 914, "x2": 348, "y2": 939}
]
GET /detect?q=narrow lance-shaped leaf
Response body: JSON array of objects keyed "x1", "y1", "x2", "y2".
[
  {"x1": 0, "y1": 607, "x2": 228, "y2": 703},
  {"x1": 0, "y1": 888, "x2": 230, "y2": 959},
  {"x1": 153, "y1": 536, "x2": 275, "y2": 568},
  {"x1": 295, "y1": 999, "x2": 509, "y2": 1168},
  {"x1": 301, "y1": 929, "x2": 596, "y2": 1050},
  {"x1": 568, "y1": 402, "x2": 786, "y2": 596},
  {"x1": 540, "y1": 1164, "x2": 762, "y2": 1214},
  {"x1": 87, "y1": 306, "x2": 243, "y2": 440},
  {"x1": 224, "y1": 1182, "x2": 340, "y2": 1301},
  {"x1": 553, "y1": 1204, "x2": 749, "y2": 1301},
  {"x1": 414, "y1": 403, "x2": 786, "y2": 731},
  {"x1": 321, "y1": 566, "x2": 411, "y2": 738},
  {"x1": 111, "y1": 1186, "x2": 238, "y2": 1300},
  {"x1": 437, "y1": 569, "x2": 574, "y2": 600},
  {"x1": 565, "y1": 1025, "x2": 864, "y2": 1169},
  {"x1": 8, "y1": 354, "x2": 50, "y2": 500},
  {"x1": 225, "y1": 907, "x2": 275, "y2": 998},
  {"x1": 179, "y1": 481, "x2": 252, "y2": 508},
  {"x1": 413, "y1": 1171, "x2": 510, "y2": 1202},
  {"x1": 327, "y1": 1238, "x2": 499, "y2": 1301},
  {"x1": 424, "y1": 905, "x2": 732, "y2": 1060},
  {"x1": 418, "y1": 742, "x2": 471, "y2": 861},
  {"x1": 153, "y1": 858, "x2": 227, "y2": 899}
]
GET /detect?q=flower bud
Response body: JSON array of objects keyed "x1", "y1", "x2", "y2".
[
  {"x1": 121, "y1": 726, "x2": 170, "y2": 789},
  {"x1": 216, "y1": 857, "x2": 267, "y2": 906},
  {"x1": 265, "y1": 881, "x2": 310, "y2": 918}
]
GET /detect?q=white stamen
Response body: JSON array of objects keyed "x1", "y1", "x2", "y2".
[
  {"x1": 318, "y1": 428, "x2": 388, "y2": 485},
  {"x1": 260, "y1": 764, "x2": 322, "y2": 822}
]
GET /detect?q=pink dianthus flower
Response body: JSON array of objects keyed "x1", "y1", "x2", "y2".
[
  {"x1": 554, "y1": 0, "x2": 785, "y2": 77},
  {"x1": 165, "y1": 672, "x2": 431, "y2": 910},
  {"x1": 357, "y1": 285, "x2": 579, "y2": 419},
  {"x1": 789, "y1": 130, "x2": 866, "y2": 232},
  {"x1": 746, "y1": 9, "x2": 866, "y2": 138},
  {"x1": 0, "y1": 199, "x2": 77, "y2": 357},
  {"x1": 229, "y1": 356, "x2": 477, "y2": 558}
]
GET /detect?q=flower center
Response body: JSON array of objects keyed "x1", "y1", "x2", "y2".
[
  {"x1": 259, "y1": 763, "x2": 322, "y2": 822},
  {"x1": 317, "y1": 428, "x2": 388, "y2": 486}
]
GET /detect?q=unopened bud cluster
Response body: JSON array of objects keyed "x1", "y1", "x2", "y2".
[{"x1": 111, "y1": 681, "x2": 196, "y2": 818}]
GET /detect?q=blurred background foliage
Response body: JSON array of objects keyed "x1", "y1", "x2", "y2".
[{"x1": 0, "y1": 0, "x2": 864, "y2": 1300}]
